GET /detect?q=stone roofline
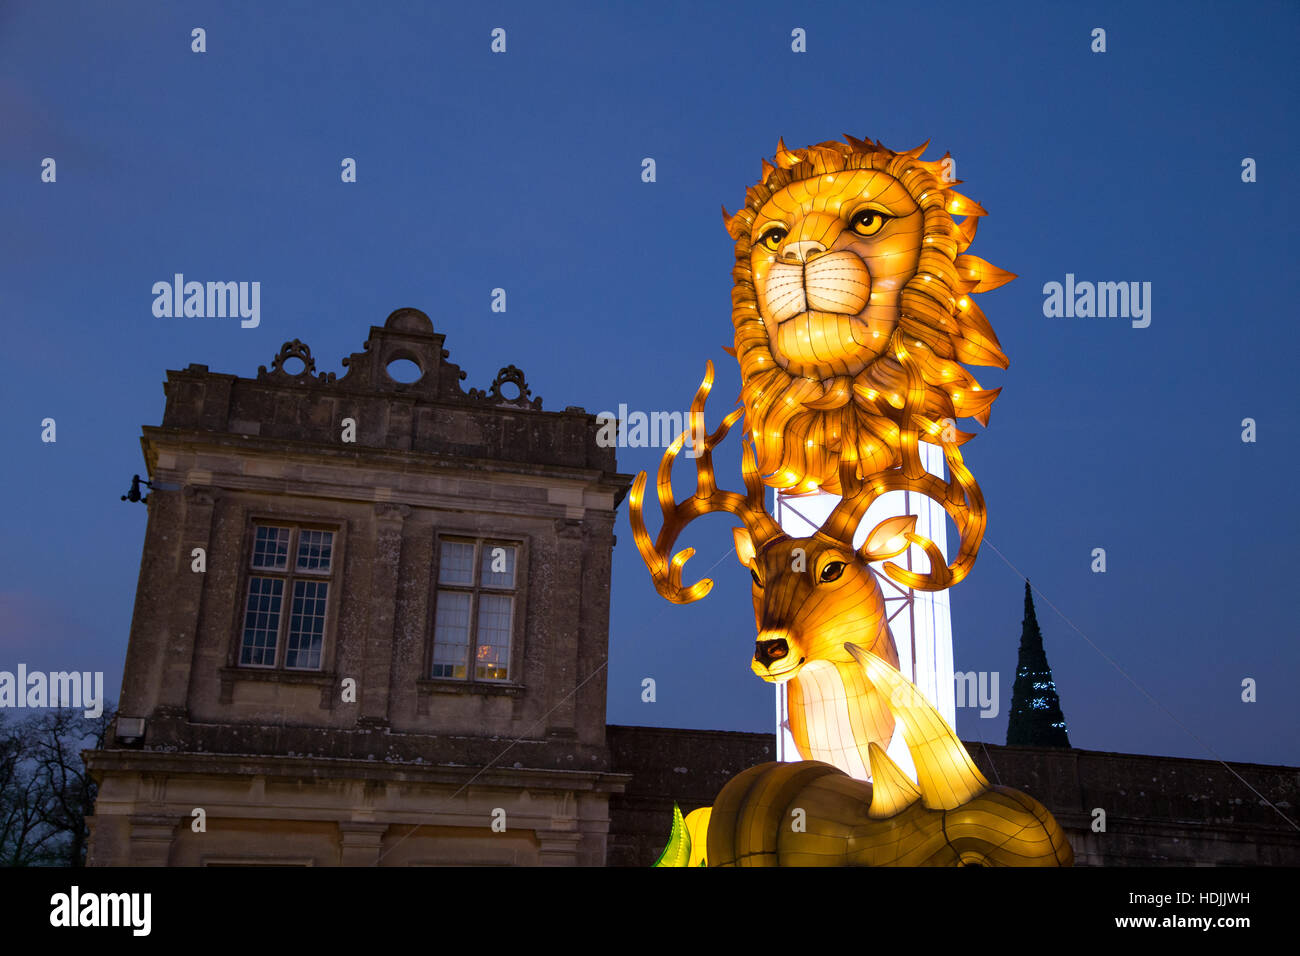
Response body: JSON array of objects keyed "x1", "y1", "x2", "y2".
[{"x1": 147, "y1": 306, "x2": 630, "y2": 488}]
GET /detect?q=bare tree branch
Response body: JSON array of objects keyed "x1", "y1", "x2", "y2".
[{"x1": 0, "y1": 704, "x2": 117, "y2": 867}]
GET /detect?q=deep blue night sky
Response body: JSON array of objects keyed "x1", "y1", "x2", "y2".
[{"x1": 2, "y1": 1, "x2": 1297, "y2": 768}]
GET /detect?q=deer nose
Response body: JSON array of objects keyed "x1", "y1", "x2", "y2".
[{"x1": 755, "y1": 638, "x2": 790, "y2": 667}]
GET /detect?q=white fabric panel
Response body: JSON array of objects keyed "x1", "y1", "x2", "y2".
[{"x1": 773, "y1": 442, "x2": 955, "y2": 784}]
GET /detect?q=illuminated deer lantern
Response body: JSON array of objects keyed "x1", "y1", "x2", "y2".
[
  {"x1": 629, "y1": 349, "x2": 985, "y2": 781},
  {"x1": 656, "y1": 644, "x2": 1074, "y2": 867}
]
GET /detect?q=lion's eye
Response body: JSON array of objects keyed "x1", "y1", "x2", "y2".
[
  {"x1": 759, "y1": 228, "x2": 787, "y2": 252},
  {"x1": 819, "y1": 561, "x2": 846, "y2": 583},
  {"x1": 751, "y1": 567, "x2": 764, "y2": 588},
  {"x1": 850, "y1": 210, "x2": 890, "y2": 237}
]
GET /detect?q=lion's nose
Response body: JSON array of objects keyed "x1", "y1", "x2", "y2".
[
  {"x1": 755, "y1": 638, "x2": 790, "y2": 667},
  {"x1": 783, "y1": 240, "x2": 826, "y2": 263}
]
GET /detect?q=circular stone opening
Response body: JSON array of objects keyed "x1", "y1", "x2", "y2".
[
  {"x1": 498, "y1": 380, "x2": 521, "y2": 400},
  {"x1": 386, "y1": 358, "x2": 423, "y2": 383},
  {"x1": 281, "y1": 356, "x2": 306, "y2": 376}
]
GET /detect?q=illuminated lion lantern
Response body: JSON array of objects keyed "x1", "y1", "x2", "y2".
[{"x1": 722, "y1": 135, "x2": 1014, "y2": 494}]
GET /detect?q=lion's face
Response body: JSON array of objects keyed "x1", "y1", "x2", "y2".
[
  {"x1": 724, "y1": 137, "x2": 1012, "y2": 495},
  {"x1": 749, "y1": 170, "x2": 923, "y2": 380}
]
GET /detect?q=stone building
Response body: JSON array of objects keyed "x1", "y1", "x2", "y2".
[{"x1": 86, "y1": 308, "x2": 632, "y2": 866}]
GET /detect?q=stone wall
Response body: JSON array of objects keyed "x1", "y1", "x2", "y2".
[{"x1": 607, "y1": 724, "x2": 1300, "y2": 866}]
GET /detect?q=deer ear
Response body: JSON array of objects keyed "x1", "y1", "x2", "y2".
[
  {"x1": 733, "y1": 527, "x2": 756, "y2": 568},
  {"x1": 859, "y1": 515, "x2": 916, "y2": 561}
]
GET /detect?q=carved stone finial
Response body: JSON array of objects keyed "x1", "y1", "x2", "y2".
[
  {"x1": 271, "y1": 340, "x2": 315, "y2": 375},
  {"x1": 259, "y1": 339, "x2": 337, "y2": 383},
  {"x1": 468, "y1": 365, "x2": 542, "y2": 410}
]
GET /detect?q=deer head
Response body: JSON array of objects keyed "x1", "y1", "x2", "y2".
[
  {"x1": 735, "y1": 507, "x2": 913, "y2": 685},
  {"x1": 628, "y1": 356, "x2": 988, "y2": 774}
]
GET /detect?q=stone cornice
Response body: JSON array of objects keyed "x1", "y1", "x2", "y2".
[
  {"x1": 140, "y1": 427, "x2": 633, "y2": 504},
  {"x1": 85, "y1": 748, "x2": 631, "y2": 793}
]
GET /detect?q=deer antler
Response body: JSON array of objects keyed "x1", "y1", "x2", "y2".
[
  {"x1": 628, "y1": 361, "x2": 782, "y2": 604},
  {"x1": 815, "y1": 333, "x2": 987, "y2": 591}
]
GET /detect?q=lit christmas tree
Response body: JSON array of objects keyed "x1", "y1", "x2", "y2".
[{"x1": 1006, "y1": 581, "x2": 1071, "y2": 747}]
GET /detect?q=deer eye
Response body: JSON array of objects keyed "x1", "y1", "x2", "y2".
[
  {"x1": 819, "y1": 561, "x2": 846, "y2": 583},
  {"x1": 750, "y1": 567, "x2": 764, "y2": 588}
]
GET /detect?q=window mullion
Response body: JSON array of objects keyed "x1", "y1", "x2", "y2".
[
  {"x1": 467, "y1": 543, "x2": 481, "y2": 683},
  {"x1": 279, "y1": 528, "x2": 297, "y2": 669}
]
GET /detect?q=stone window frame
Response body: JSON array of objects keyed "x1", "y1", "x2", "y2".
[
  {"x1": 228, "y1": 514, "x2": 346, "y2": 676},
  {"x1": 424, "y1": 532, "x2": 529, "y2": 692}
]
